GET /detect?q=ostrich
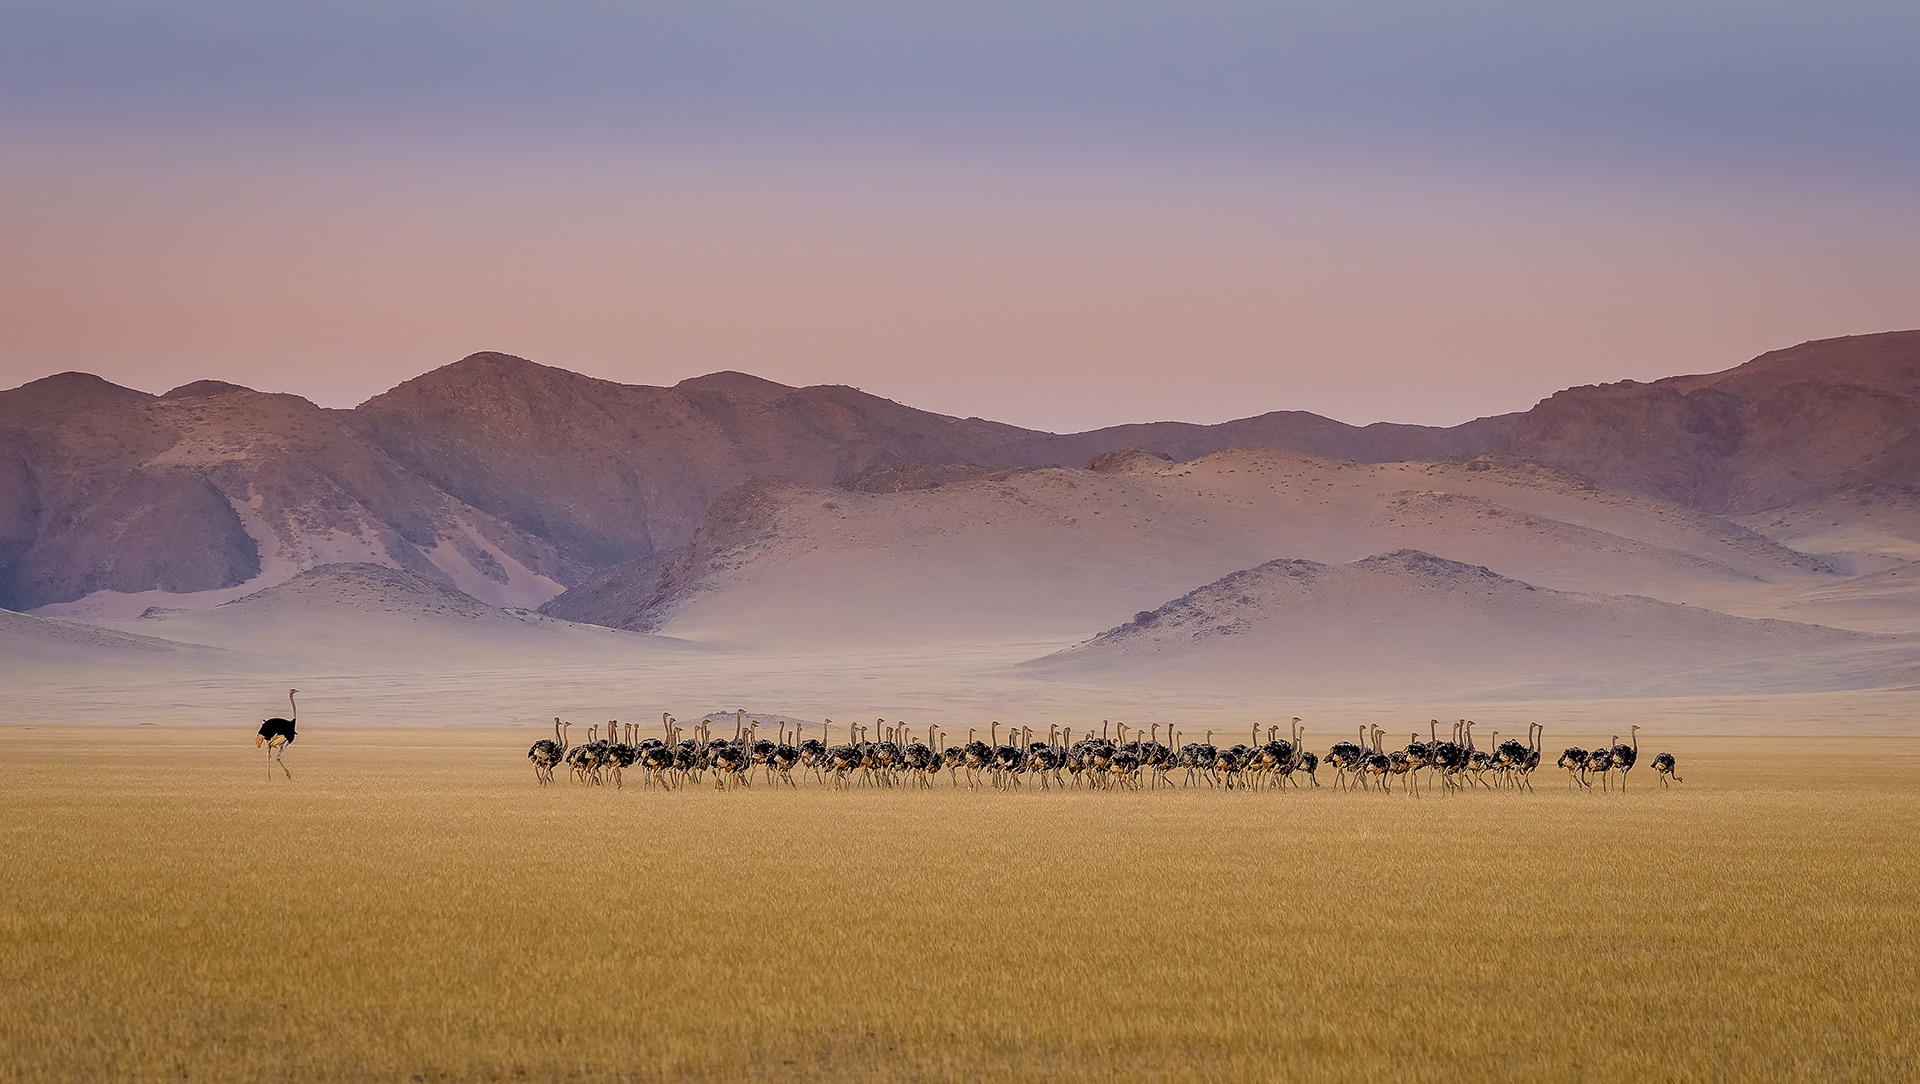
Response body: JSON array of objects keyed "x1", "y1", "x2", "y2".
[
  {"x1": 639, "y1": 739, "x2": 676, "y2": 789},
  {"x1": 1295, "y1": 749, "x2": 1320, "y2": 786},
  {"x1": 1493, "y1": 730, "x2": 1528, "y2": 787},
  {"x1": 1515, "y1": 722, "x2": 1543, "y2": 792},
  {"x1": 1385, "y1": 731, "x2": 1413, "y2": 794},
  {"x1": 528, "y1": 716, "x2": 570, "y2": 785},
  {"x1": 1359, "y1": 725, "x2": 1390, "y2": 792},
  {"x1": 1400, "y1": 730, "x2": 1433, "y2": 795},
  {"x1": 567, "y1": 724, "x2": 609, "y2": 784},
  {"x1": 1652, "y1": 752, "x2": 1682, "y2": 786},
  {"x1": 1325, "y1": 727, "x2": 1367, "y2": 791},
  {"x1": 1610, "y1": 725, "x2": 1640, "y2": 790},
  {"x1": 1428, "y1": 720, "x2": 1465, "y2": 792},
  {"x1": 1282, "y1": 720, "x2": 1312, "y2": 788},
  {"x1": 604, "y1": 722, "x2": 638, "y2": 788},
  {"x1": 1585, "y1": 744, "x2": 1614, "y2": 791},
  {"x1": 1463, "y1": 721, "x2": 1494, "y2": 787},
  {"x1": 256, "y1": 688, "x2": 298, "y2": 780},
  {"x1": 1557, "y1": 745, "x2": 1591, "y2": 788}
]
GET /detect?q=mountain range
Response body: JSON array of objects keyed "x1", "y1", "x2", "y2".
[
  {"x1": 6, "y1": 330, "x2": 1916, "y2": 617},
  {"x1": 7, "y1": 329, "x2": 1920, "y2": 711}
]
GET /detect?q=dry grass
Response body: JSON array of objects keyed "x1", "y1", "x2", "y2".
[{"x1": 2, "y1": 728, "x2": 1916, "y2": 1082}]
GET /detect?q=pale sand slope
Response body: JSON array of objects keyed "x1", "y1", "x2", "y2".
[
  {"x1": 1024, "y1": 550, "x2": 1919, "y2": 699},
  {"x1": 0, "y1": 607, "x2": 240, "y2": 666},
  {"x1": 90, "y1": 563, "x2": 694, "y2": 667},
  {"x1": 637, "y1": 448, "x2": 1881, "y2": 654},
  {"x1": 4, "y1": 564, "x2": 709, "y2": 729}
]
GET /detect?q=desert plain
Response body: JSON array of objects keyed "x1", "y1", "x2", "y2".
[{"x1": 3, "y1": 725, "x2": 1916, "y2": 1082}]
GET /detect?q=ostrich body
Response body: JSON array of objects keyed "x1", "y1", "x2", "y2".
[
  {"x1": 1557, "y1": 747, "x2": 1590, "y2": 788},
  {"x1": 1359, "y1": 726, "x2": 1389, "y2": 792},
  {"x1": 256, "y1": 689, "x2": 299, "y2": 780},
  {"x1": 1652, "y1": 752, "x2": 1681, "y2": 786},
  {"x1": 604, "y1": 722, "x2": 639, "y2": 788},
  {"x1": 1295, "y1": 750, "x2": 1320, "y2": 786},
  {"x1": 528, "y1": 717, "x2": 570, "y2": 785},
  {"x1": 1428, "y1": 720, "x2": 1465, "y2": 792},
  {"x1": 1494, "y1": 732, "x2": 1529, "y2": 786},
  {"x1": 1325, "y1": 727, "x2": 1367, "y2": 791},
  {"x1": 1515, "y1": 723, "x2": 1542, "y2": 792},
  {"x1": 1585, "y1": 745, "x2": 1614, "y2": 790},
  {"x1": 1610, "y1": 725, "x2": 1640, "y2": 790},
  {"x1": 1401, "y1": 731, "x2": 1432, "y2": 795}
]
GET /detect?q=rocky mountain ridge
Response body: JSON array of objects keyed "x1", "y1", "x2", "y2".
[{"x1": 5, "y1": 329, "x2": 1916, "y2": 613}]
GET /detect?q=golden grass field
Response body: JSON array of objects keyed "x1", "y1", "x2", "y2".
[{"x1": 3, "y1": 727, "x2": 1916, "y2": 1082}]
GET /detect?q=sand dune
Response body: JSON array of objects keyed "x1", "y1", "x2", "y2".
[{"x1": 1026, "y1": 550, "x2": 1910, "y2": 698}]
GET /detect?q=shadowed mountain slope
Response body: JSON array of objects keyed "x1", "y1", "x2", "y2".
[
  {"x1": 0, "y1": 373, "x2": 580, "y2": 613},
  {"x1": 1499, "y1": 330, "x2": 1920, "y2": 514},
  {"x1": 348, "y1": 354, "x2": 1095, "y2": 567}
]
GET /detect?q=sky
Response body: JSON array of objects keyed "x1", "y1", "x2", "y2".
[{"x1": 3, "y1": 1, "x2": 1918, "y2": 431}]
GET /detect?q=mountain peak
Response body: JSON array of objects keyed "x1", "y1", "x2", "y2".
[
  {"x1": 1351, "y1": 549, "x2": 1504, "y2": 581},
  {"x1": 674, "y1": 371, "x2": 796, "y2": 402},
  {"x1": 3, "y1": 371, "x2": 153, "y2": 410},
  {"x1": 436, "y1": 351, "x2": 565, "y2": 382},
  {"x1": 162, "y1": 379, "x2": 254, "y2": 399}
]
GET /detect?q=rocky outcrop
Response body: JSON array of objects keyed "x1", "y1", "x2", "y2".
[{"x1": 1499, "y1": 331, "x2": 1920, "y2": 513}]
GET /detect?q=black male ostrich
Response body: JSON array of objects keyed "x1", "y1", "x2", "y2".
[
  {"x1": 1610, "y1": 725, "x2": 1640, "y2": 790},
  {"x1": 1295, "y1": 750, "x2": 1320, "y2": 786},
  {"x1": 256, "y1": 688, "x2": 298, "y2": 780},
  {"x1": 1652, "y1": 752, "x2": 1682, "y2": 786},
  {"x1": 528, "y1": 717, "x2": 570, "y2": 785},
  {"x1": 1325, "y1": 727, "x2": 1367, "y2": 791}
]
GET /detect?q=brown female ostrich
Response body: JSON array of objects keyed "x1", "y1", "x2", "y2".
[
  {"x1": 1586, "y1": 742, "x2": 1615, "y2": 791},
  {"x1": 1557, "y1": 745, "x2": 1591, "y2": 788},
  {"x1": 255, "y1": 689, "x2": 298, "y2": 780},
  {"x1": 1652, "y1": 752, "x2": 1682, "y2": 786}
]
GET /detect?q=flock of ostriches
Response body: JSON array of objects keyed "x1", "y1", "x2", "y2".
[{"x1": 527, "y1": 713, "x2": 1682, "y2": 794}]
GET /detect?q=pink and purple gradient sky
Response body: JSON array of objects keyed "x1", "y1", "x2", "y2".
[{"x1": 3, "y1": 1, "x2": 1917, "y2": 431}]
